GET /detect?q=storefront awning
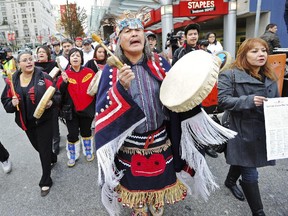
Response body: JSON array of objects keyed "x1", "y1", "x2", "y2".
[{"x1": 107, "y1": 0, "x2": 229, "y2": 33}]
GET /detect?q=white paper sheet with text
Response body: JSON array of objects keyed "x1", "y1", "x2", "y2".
[{"x1": 264, "y1": 97, "x2": 288, "y2": 160}]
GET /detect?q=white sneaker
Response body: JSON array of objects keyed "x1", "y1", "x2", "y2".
[{"x1": 1, "y1": 159, "x2": 12, "y2": 174}]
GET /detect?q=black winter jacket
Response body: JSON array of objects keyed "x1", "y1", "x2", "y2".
[{"x1": 1, "y1": 67, "x2": 60, "y2": 130}]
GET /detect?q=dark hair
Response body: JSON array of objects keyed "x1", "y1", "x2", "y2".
[
  {"x1": 265, "y1": 23, "x2": 277, "y2": 31},
  {"x1": 61, "y1": 38, "x2": 74, "y2": 46},
  {"x1": 52, "y1": 41, "x2": 60, "y2": 46},
  {"x1": 93, "y1": 44, "x2": 107, "y2": 63},
  {"x1": 4, "y1": 47, "x2": 12, "y2": 52},
  {"x1": 68, "y1": 48, "x2": 84, "y2": 65},
  {"x1": 199, "y1": 39, "x2": 209, "y2": 47},
  {"x1": 184, "y1": 23, "x2": 200, "y2": 36},
  {"x1": 36, "y1": 45, "x2": 51, "y2": 61},
  {"x1": 205, "y1": 32, "x2": 217, "y2": 45}
]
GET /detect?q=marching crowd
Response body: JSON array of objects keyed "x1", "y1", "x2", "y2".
[{"x1": 0, "y1": 7, "x2": 283, "y2": 216}]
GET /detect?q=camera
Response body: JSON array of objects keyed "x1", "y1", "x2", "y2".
[{"x1": 165, "y1": 31, "x2": 182, "y2": 49}]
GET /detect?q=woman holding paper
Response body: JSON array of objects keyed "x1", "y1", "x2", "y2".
[{"x1": 218, "y1": 38, "x2": 279, "y2": 216}]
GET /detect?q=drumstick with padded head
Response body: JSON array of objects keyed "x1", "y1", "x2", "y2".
[
  {"x1": 6, "y1": 70, "x2": 19, "y2": 111},
  {"x1": 56, "y1": 56, "x2": 70, "y2": 83},
  {"x1": 91, "y1": 33, "x2": 124, "y2": 69},
  {"x1": 56, "y1": 56, "x2": 65, "y2": 73}
]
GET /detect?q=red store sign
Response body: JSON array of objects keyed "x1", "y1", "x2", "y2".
[
  {"x1": 178, "y1": 0, "x2": 228, "y2": 17},
  {"x1": 144, "y1": 0, "x2": 229, "y2": 30}
]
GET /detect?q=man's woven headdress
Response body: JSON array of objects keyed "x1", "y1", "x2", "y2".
[{"x1": 101, "y1": 7, "x2": 151, "y2": 36}]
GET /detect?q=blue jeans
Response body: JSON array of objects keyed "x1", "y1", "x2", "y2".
[
  {"x1": 230, "y1": 165, "x2": 259, "y2": 183},
  {"x1": 240, "y1": 166, "x2": 258, "y2": 183}
]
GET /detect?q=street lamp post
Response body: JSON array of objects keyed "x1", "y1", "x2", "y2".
[
  {"x1": 159, "y1": 0, "x2": 174, "y2": 52},
  {"x1": 223, "y1": 0, "x2": 237, "y2": 58}
]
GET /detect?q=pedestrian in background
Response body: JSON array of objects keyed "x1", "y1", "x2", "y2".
[
  {"x1": 57, "y1": 48, "x2": 95, "y2": 167},
  {"x1": 205, "y1": 32, "x2": 223, "y2": 54},
  {"x1": 51, "y1": 41, "x2": 63, "y2": 61},
  {"x1": 82, "y1": 39, "x2": 94, "y2": 65},
  {"x1": 85, "y1": 44, "x2": 107, "y2": 71},
  {"x1": 0, "y1": 141, "x2": 12, "y2": 174},
  {"x1": 146, "y1": 31, "x2": 161, "y2": 53},
  {"x1": 218, "y1": 38, "x2": 279, "y2": 215},
  {"x1": 260, "y1": 23, "x2": 281, "y2": 55},
  {"x1": 1, "y1": 47, "x2": 17, "y2": 80},
  {"x1": 172, "y1": 23, "x2": 200, "y2": 65},
  {"x1": 1, "y1": 51, "x2": 58, "y2": 197},
  {"x1": 58, "y1": 38, "x2": 74, "y2": 70},
  {"x1": 75, "y1": 37, "x2": 83, "y2": 50}
]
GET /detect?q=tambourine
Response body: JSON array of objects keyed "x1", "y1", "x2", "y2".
[
  {"x1": 33, "y1": 86, "x2": 55, "y2": 119},
  {"x1": 160, "y1": 50, "x2": 221, "y2": 113}
]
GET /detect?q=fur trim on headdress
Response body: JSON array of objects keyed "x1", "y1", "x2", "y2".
[{"x1": 100, "y1": 7, "x2": 152, "y2": 36}]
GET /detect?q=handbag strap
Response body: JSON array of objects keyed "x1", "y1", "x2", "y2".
[
  {"x1": 213, "y1": 69, "x2": 236, "y2": 115},
  {"x1": 231, "y1": 69, "x2": 235, "y2": 94}
]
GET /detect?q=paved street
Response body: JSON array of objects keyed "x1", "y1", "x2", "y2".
[{"x1": 0, "y1": 77, "x2": 288, "y2": 216}]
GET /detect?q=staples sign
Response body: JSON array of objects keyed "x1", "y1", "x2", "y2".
[{"x1": 179, "y1": 0, "x2": 228, "y2": 16}]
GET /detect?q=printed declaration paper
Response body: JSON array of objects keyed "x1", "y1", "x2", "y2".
[{"x1": 264, "y1": 98, "x2": 288, "y2": 160}]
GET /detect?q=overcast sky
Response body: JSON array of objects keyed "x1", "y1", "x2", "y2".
[{"x1": 49, "y1": 0, "x2": 95, "y2": 15}]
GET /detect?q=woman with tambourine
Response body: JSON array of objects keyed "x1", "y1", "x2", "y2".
[
  {"x1": 56, "y1": 48, "x2": 95, "y2": 168},
  {"x1": 1, "y1": 51, "x2": 58, "y2": 197}
]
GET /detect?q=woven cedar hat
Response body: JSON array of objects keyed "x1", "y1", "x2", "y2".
[{"x1": 100, "y1": 7, "x2": 151, "y2": 36}]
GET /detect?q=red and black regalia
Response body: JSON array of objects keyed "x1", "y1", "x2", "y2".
[
  {"x1": 57, "y1": 66, "x2": 95, "y2": 165},
  {"x1": 94, "y1": 52, "x2": 232, "y2": 215}
]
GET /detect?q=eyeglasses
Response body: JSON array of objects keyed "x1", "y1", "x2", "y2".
[
  {"x1": 20, "y1": 58, "x2": 34, "y2": 63},
  {"x1": 148, "y1": 37, "x2": 156, "y2": 41}
]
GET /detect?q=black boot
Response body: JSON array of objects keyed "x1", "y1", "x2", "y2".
[
  {"x1": 224, "y1": 166, "x2": 245, "y2": 201},
  {"x1": 52, "y1": 137, "x2": 60, "y2": 155},
  {"x1": 240, "y1": 180, "x2": 266, "y2": 216},
  {"x1": 205, "y1": 146, "x2": 218, "y2": 158}
]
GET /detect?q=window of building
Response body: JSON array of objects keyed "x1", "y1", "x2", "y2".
[
  {"x1": 21, "y1": 8, "x2": 26, "y2": 13},
  {"x1": 19, "y1": 2, "x2": 26, "y2": 7},
  {"x1": 23, "y1": 20, "x2": 27, "y2": 24},
  {"x1": 24, "y1": 30, "x2": 30, "y2": 37},
  {"x1": 22, "y1": 14, "x2": 27, "y2": 18},
  {"x1": 34, "y1": 19, "x2": 36, "y2": 23}
]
